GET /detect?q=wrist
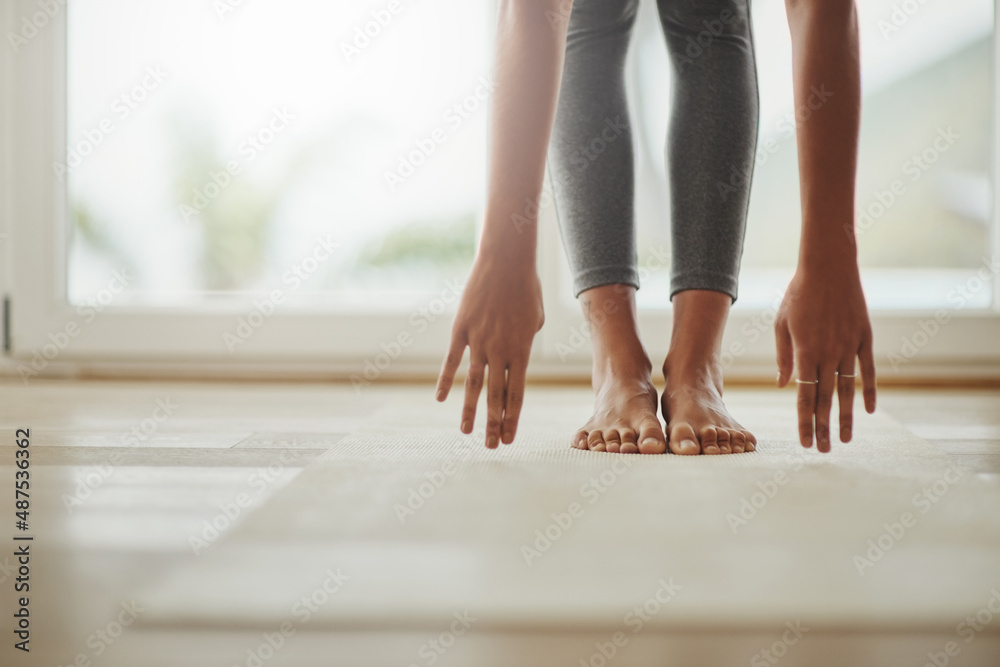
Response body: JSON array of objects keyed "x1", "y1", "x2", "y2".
[
  {"x1": 798, "y1": 217, "x2": 859, "y2": 273},
  {"x1": 477, "y1": 220, "x2": 538, "y2": 272},
  {"x1": 796, "y1": 257, "x2": 861, "y2": 289},
  {"x1": 473, "y1": 246, "x2": 538, "y2": 280}
]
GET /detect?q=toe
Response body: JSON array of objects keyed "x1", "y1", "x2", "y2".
[
  {"x1": 668, "y1": 421, "x2": 701, "y2": 456},
  {"x1": 604, "y1": 429, "x2": 622, "y2": 454},
  {"x1": 587, "y1": 431, "x2": 607, "y2": 452},
  {"x1": 716, "y1": 429, "x2": 733, "y2": 454},
  {"x1": 744, "y1": 431, "x2": 756, "y2": 452},
  {"x1": 638, "y1": 417, "x2": 667, "y2": 455},
  {"x1": 731, "y1": 430, "x2": 746, "y2": 454},
  {"x1": 618, "y1": 426, "x2": 638, "y2": 453},
  {"x1": 699, "y1": 426, "x2": 720, "y2": 455},
  {"x1": 572, "y1": 430, "x2": 588, "y2": 449}
]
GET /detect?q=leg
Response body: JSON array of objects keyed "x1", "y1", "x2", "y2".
[
  {"x1": 549, "y1": 0, "x2": 641, "y2": 296},
  {"x1": 571, "y1": 284, "x2": 668, "y2": 455},
  {"x1": 658, "y1": 0, "x2": 758, "y2": 300},
  {"x1": 657, "y1": 0, "x2": 759, "y2": 454},
  {"x1": 663, "y1": 290, "x2": 756, "y2": 454},
  {"x1": 550, "y1": 0, "x2": 666, "y2": 454}
]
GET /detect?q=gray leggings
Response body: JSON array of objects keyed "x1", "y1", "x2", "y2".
[{"x1": 547, "y1": 0, "x2": 759, "y2": 302}]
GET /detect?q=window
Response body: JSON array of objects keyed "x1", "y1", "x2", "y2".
[
  {"x1": 612, "y1": 0, "x2": 995, "y2": 311},
  {"x1": 4, "y1": 0, "x2": 999, "y2": 379},
  {"x1": 66, "y1": 0, "x2": 487, "y2": 307}
]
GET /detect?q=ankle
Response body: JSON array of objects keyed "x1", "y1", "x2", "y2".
[
  {"x1": 662, "y1": 351, "x2": 723, "y2": 387},
  {"x1": 593, "y1": 339, "x2": 652, "y2": 381}
]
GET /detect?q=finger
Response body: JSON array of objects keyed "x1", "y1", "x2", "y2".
[
  {"x1": 775, "y1": 319, "x2": 795, "y2": 387},
  {"x1": 435, "y1": 331, "x2": 467, "y2": 401},
  {"x1": 814, "y1": 363, "x2": 837, "y2": 453},
  {"x1": 461, "y1": 351, "x2": 486, "y2": 435},
  {"x1": 795, "y1": 352, "x2": 818, "y2": 448},
  {"x1": 485, "y1": 361, "x2": 505, "y2": 449},
  {"x1": 501, "y1": 361, "x2": 527, "y2": 444},
  {"x1": 837, "y1": 359, "x2": 857, "y2": 443},
  {"x1": 859, "y1": 330, "x2": 877, "y2": 414}
]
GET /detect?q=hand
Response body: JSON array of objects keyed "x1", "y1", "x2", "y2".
[
  {"x1": 435, "y1": 258, "x2": 544, "y2": 448},
  {"x1": 775, "y1": 265, "x2": 876, "y2": 452}
]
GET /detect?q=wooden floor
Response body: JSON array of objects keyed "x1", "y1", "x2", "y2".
[{"x1": 0, "y1": 379, "x2": 998, "y2": 666}]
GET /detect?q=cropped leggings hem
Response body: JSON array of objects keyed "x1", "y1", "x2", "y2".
[
  {"x1": 571, "y1": 264, "x2": 641, "y2": 297},
  {"x1": 670, "y1": 272, "x2": 740, "y2": 302},
  {"x1": 548, "y1": 0, "x2": 759, "y2": 305}
]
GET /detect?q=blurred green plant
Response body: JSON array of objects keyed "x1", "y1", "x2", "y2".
[
  {"x1": 355, "y1": 213, "x2": 476, "y2": 270},
  {"x1": 71, "y1": 201, "x2": 136, "y2": 277},
  {"x1": 170, "y1": 114, "x2": 279, "y2": 291}
]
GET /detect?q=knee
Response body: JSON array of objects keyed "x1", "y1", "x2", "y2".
[
  {"x1": 566, "y1": 0, "x2": 640, "y2": 35},
  {"x1": 659, "y1": 0, "x2": 750, "y2": 35},
  {"x1": 659, "y1": 0, "x2": 753, "y2": 67}
]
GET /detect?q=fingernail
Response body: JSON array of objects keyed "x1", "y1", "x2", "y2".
[
  {"x1": 487, "y1": 435, "x2": 498, "y2": 448},
  {"x1": 435, "y1": 388, "x2": 444, "y2": 401},
  {"x1": 461, "y1": 420, "x2": 471, "y2": 432}
]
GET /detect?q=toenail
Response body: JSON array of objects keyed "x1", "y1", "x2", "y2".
[
  {"x1": 681, "y1": 439, "x2": 698, "y2": 451},
  {"x1": 642, "y1": 437, "x2": 660, "y2": 447}
]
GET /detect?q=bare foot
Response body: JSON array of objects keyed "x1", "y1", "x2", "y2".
[
  {"x1": 661, "y1": 359, "x2": 757, "y2": 455},
  {"x1": 660, "y1": 289, "x2": 756, "y2": 455},
  {"x1": 570, "y1": 285, "x2": 667, "y2": 455}
]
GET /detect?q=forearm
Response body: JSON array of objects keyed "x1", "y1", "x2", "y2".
[
  {"x1": 478, "y1": 0, "x2": 570, "y2": 270},
  {"x1": 786, "y1": 0, "x2": 861, "y2": 271}
]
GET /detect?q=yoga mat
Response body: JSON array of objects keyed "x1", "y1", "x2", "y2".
[{"x1": 133, "y1": 390, "x2": 1000, "y2": 638}]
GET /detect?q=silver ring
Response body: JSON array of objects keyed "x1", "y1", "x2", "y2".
[
  {"x1": 837, "y1": 372, "x2": 857, "y2": 378},
  {"x1": 795, "y1": 379, "x2": 819, "y2": 385}
]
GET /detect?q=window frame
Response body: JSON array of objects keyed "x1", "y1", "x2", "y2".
[{"x1": 1, "y1": 0, "x2": 998, "y2": 382}]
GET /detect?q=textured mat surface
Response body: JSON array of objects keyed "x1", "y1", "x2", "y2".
[{"x1": 137, "y1": 390, "x2": 1000, "y2": 634}]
